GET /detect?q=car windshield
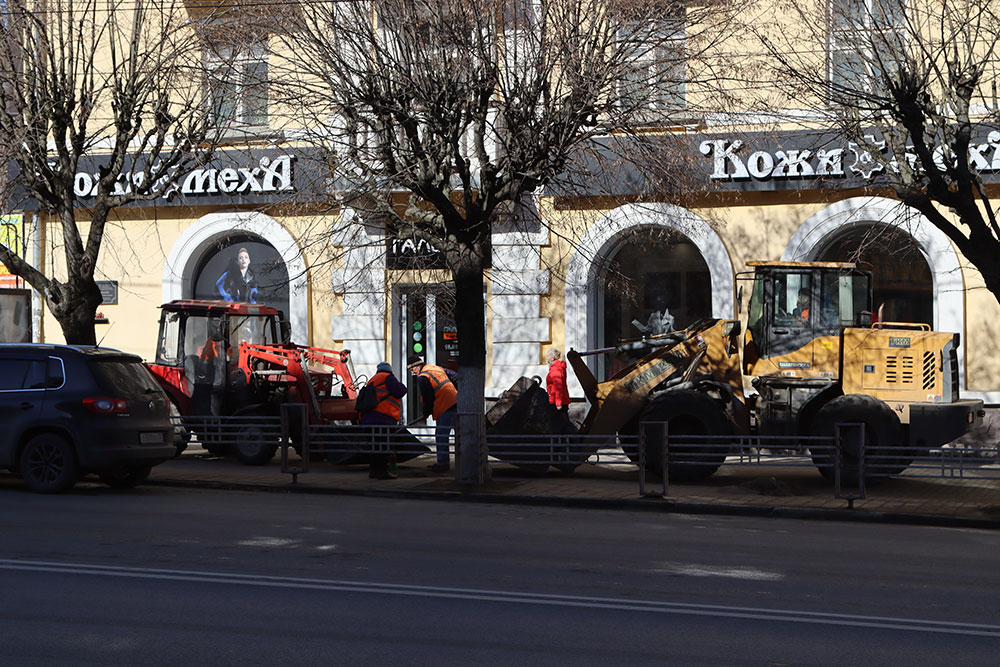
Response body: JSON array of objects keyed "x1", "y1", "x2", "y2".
[{"x1": 89, "y1": 358, "x2": 162, "y2": 397}]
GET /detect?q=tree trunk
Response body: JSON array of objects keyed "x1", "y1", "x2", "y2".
[
  {"x1": 453, "y1": 263, "x2": 490, "y2": 485},
  {"x1": 50, "y1": 279, "x2": 103, "y2": 345}
]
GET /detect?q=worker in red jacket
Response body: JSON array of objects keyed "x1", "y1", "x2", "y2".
[{"x1": 546, "y1": 348, "x2": 570, "y2": 411}]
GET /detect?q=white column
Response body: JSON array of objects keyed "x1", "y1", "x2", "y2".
[
  {"x1": 330, "y1": 210, "x2": 387, "y2": 375},
  {"x1": 488, "y1": 198, "x2": 550, "y2": 396}
]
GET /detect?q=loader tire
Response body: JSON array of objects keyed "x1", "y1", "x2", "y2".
[
  {"x1": 809, "y1": 394, "x2": 908, "y2": 483},
  {"x1": 623, "y1": 390, "x2": 731, "y2": 482}
]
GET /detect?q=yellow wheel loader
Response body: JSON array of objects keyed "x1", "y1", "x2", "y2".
[{"x1": 488, "y1": 261, "x2": 984, "y2": 481}]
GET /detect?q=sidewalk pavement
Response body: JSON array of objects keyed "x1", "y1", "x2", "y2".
[{"x1": 143, "y1": 447, "x2": 1000, "y2": 529}]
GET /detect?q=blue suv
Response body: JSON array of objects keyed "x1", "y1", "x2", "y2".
[{"x1": 0, "y1": 345, "x2": 175, "y2": 492}]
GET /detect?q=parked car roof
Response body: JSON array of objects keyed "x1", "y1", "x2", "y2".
[{"x1": 0, "y1": 343, "x2": 143, "y2": 360}]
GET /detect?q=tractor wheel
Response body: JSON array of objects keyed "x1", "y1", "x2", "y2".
[
  {"x1": 622, "y1": 390, "x2": 731, "y2": 482},
  {"x1": 809, "y1": 394, "x2": 908, "y2": 482},
  {"x1": 233, "y1": 422, "x2": 279, "y2": 465}
]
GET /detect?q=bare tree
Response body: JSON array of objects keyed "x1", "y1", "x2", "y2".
[
  {"x1": 274, "y1": 0, "x2": 733, "y2": 483},
  {"x1": 755, "y1": 0, "x2": 1000, "y2": 302},
  {"x1": 0, "y1": 0, "x2": 227, "y2": 343}
]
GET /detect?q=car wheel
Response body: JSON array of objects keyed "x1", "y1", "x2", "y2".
[
  {"x1": 98, "y1": 465, "x2": 152, "y2": 489},
  {"x1": 19, "y1": 433, "x2": 79, "y2": 493}
]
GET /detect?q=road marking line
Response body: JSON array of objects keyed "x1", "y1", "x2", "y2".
[{"x1": 2, "y1": 558, "x2": 999, "y2": 637}]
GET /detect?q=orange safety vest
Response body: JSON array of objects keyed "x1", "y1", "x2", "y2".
[
  {"x1": 368, "y1": 371, "x2": 403, "y2": 421},
  {"x1": 419, "y1": 364, "x2": 457, "y2": 419}
]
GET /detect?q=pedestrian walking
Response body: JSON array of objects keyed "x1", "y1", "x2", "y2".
[
  {"x1": 407, "y1": 354, "x2": 457, "y2": 473},
  {"x1": 359, "y1": 361, "x2": 407, "y2": 480}
]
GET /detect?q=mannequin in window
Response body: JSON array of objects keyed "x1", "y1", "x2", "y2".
[
  {"x1": 632, "y1": 307, "x2": 675, "y2": 336},
  {"x1": 216, "y1": 247, "x2": 259, "y2": 303}
]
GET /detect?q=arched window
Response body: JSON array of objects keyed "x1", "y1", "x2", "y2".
[
  {"x1": 816, "y1": 224, "x2": 932, "y2": 326},
  {"x1": 600, "y1": 228, "x2": 711, "y2": 378},
  {"x1": 193, "y1": 236, "x2": 290, "y2": 318}
]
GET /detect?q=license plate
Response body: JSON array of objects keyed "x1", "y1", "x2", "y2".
[{"x1": 140, "y1": 432, "x2": 164, "y2": 444}]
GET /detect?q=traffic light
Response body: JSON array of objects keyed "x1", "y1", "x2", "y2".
[{"x1": 412, "y1": 319, "x2": 424, "y2": 354}]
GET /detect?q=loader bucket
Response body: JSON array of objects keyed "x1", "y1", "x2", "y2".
[{"x1": 486, "y1": 377, "x2": 580, "y2": 473}]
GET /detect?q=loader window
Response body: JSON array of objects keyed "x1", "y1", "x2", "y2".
[
  {"x1": 155, "y1": 312, "x2": 181, "y2": 366},
  {"x1": 229, "y1": 315, "x2": 276, "y2": 350},
  {"x1": 183, "y1": 316, "x2": 222, "y2": 357},
  {"x1": 773, "y1": 273, "x2": 811, "y2": 326},
  {"x1": 747, "y1": 275, "x2": 765, "y2": 343},
  {"x1": 821, "y1": 272, "x2": 871, "y2": 327}
]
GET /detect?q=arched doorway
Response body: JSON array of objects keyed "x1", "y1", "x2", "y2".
[
  {"x1": 599, "y1": 228, "x2": 712, "y2": 379},
  {"x1": 192, "y1": 235, "x2": 290, "y2": 317},
  {"x1": 564, "y1": 203, "x2": 735, "y2": 393},
  {"x1": 815, "y1": 224, "x2": 933, "y2": 326},
  {"x1": 601, "y1": 228, "x2": 711, "y2": 346},
  {"x1": 163, "y1": 211, "x2": 309, "y2": 343}
]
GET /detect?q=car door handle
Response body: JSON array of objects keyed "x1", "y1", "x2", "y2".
[
  {"x1": 772, "y1": 328, "x2": 789, "y2": 334},
  {"x1": 19, "y1": 402, "x2": 34, "y2": 410}
]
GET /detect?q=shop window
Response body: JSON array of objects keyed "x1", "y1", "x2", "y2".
[
  {"x1": 601, "y1": 231, "x2": 710, "y2": 379},
  {"x1": 193, "y1": 237, "x2": 290, "y2": 319},
  {"x1": 0, "y1": 289, "x2": 31, "y2": 343}
]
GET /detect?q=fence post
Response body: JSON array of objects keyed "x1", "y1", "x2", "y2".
[
  {"x1": 834, "y1": 422, "x2": 865, "y2": 506},
  {"x1": 280, "y1": 403, "x2": 309, "y2": 482},
  {"x1": 638, "y1": 420, "x2": 668, "y2": 498}
]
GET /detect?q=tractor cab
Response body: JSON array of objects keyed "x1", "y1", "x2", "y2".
[
  {"x1": 741, "y1": 262, "x2": 872, "y2": 379},
  {"x1": 149, "y1": 300, "x2": 287, "y2": 414}
]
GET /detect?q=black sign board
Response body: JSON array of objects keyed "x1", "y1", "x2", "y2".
[
  {"x1": 97, "y1": 280, "x2": 118, "y2": 305},
  {"x1": 387, "y1": 237, "x2": 446, "y2": 270}
]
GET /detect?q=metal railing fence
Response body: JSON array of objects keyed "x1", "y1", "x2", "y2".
[{"x1": 172, "y1": 411, "x2": 1000, "y2": 497}]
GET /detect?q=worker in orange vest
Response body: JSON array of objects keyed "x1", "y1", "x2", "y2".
[
  {"x1": 361, "y1": 361, "x2": 408, "y2": 479},
  {"x1": 407, "y1": 354, "x2": 457, "y2": 473}
]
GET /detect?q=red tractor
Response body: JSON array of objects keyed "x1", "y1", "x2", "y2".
[{"x1": 147, "y1": 300, "x2": 359, "y2": 464}]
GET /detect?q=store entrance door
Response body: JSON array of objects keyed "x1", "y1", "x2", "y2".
[{"x1": 395, "y1": 285, "x2": 457, "y2": 422}]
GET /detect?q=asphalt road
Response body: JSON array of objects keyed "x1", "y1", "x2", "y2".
[{"x1": 1, "y1": 480, "x2": 999, "y2": 665}]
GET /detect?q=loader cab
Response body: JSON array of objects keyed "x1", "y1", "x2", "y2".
[
  {"x1": 742, "y1": 262, "x2": 872, "y2": 377},
  {"x1": 149, "y1": 301, "x2": 285, "y2": 412},
  {"x1": 153, "y1": 302, "x2": 283, "y2": 367}
]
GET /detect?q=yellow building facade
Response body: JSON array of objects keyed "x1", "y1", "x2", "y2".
[{"x1": 3, "y1": 0, "x2": 1000, "y2": 414}]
